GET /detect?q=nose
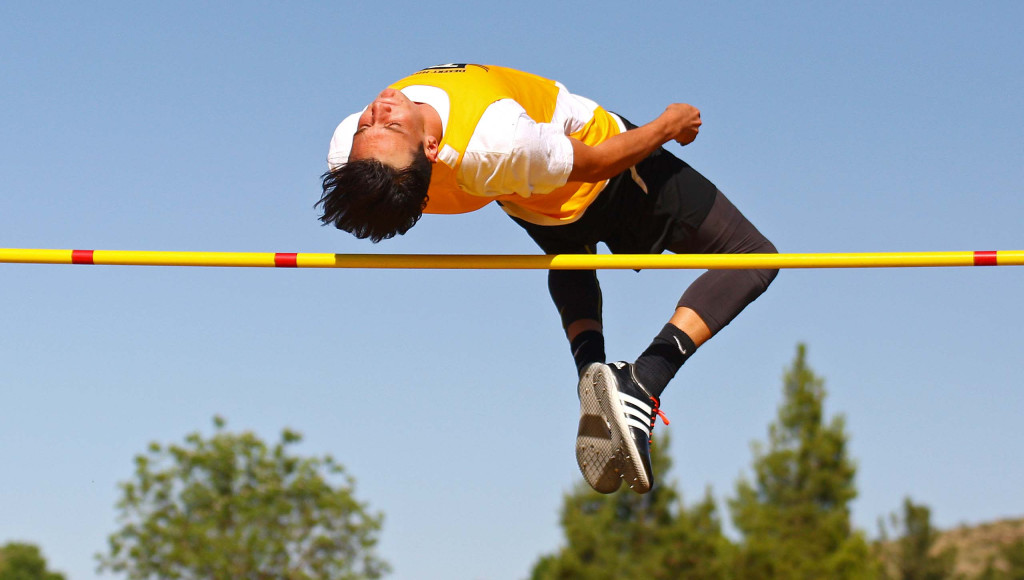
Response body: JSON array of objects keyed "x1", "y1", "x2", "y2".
[{"x1": 370, "y1": 98, "x2": 391, "y2": 118}]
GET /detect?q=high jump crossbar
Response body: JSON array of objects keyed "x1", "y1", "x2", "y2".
[{"x1": 1, "y1": 248, "x2": 1023, "y2": 269}]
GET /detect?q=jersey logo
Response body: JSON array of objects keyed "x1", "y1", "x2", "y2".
[{"x1": 415, "y1": 63, "x2": 490, "y2": 74}]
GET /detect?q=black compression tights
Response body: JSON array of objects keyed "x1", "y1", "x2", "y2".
[{"x1": 549, "y1": 190, "x2": 777, "y2": 338}]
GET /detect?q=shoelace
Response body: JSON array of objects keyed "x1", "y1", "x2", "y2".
[{"x1": 648, "y1": 396, "x2": 670, "y2": 443}]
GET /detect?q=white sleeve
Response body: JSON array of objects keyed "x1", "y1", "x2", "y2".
[
  {"x1": 459, "y1": 99, "x2": 574, "y2": 197},
  {"x1": 326, "y1": 109, "x2": 365, "y2": 169}
]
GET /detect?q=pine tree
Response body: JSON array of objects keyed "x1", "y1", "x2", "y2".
[
  {"x1": 532, "y1": 432, "x2": 734, "y2": 579},
  {"x1": 729, "y1": 344, "x2": 873, "y2": 579},
  {"x1": 878, "y1": 498, "x2": 957, "y2": 580}
]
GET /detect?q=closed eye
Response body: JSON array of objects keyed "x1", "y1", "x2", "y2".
[{"x1": 355, "y1": 123, "x2": 400, "y2": 135}]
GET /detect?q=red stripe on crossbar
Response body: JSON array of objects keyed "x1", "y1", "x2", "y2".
[
  {"x1": 71, "y1": 250, "x2": 95, "y2": 265},
  {"x1": 973, "y1": 251, "x2": 997, "y2": 266},
  {"x1": 274, "y1": 253, "x2": 298, "y2": 267}
]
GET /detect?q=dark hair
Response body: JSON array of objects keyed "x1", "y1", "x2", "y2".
[{"x1": 316, "y1": 147, "x2": 432, "y2": 242}]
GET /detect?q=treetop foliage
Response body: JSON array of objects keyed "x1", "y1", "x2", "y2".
[
  {"x1": 730, "y1": 343, "x2": 871, "y2": 579},
  {"x1": 0, "y1": 543, "x2": 65, "y2": 580},
  {"x1": 97, "y1": 416, "x2": 388, "y2": 580}
]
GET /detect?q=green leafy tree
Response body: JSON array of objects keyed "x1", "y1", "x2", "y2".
[
  {"x1": 97, "y1": 417, "x2": 388, "y2": 580},
  {"x1": 531, "y1": 432, "x2": 734, "y2": 580},
  {"x1": 0, "y1": 542, "x2": 65, "y2": 580},
  {"x1": 878, "y1": 498, "x2": 957, "y2": 580},
  {"x1": 729, "y1": 344, "x2": 873, "y2": 579}
]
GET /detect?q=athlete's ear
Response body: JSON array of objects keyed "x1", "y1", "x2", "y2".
[{"x1": 423, "y1": 135, "x2": 440, "y2": 163}]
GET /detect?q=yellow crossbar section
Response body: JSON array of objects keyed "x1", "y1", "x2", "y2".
[{"x1": 1, "y1": 248, "x2": 1023, "y2": 269}]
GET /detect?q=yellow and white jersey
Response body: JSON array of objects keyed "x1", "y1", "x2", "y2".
[{"x1": 327, "y1": 64, "x2": 624, "y2": 225}]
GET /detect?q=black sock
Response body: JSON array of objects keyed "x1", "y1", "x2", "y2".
[
  {"x1": 633, "y1": 324, "x2": 696, "y2": 398},
  {"x1": 570, "y1": 330, "x2": 606, "y2": 376}
]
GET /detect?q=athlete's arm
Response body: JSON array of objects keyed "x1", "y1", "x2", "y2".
[{"x1": 568, "y1": 104, "x2": 702, "y2": 183}]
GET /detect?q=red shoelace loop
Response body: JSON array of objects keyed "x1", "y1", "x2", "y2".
[
  {"x1": 647, "y1": 396, "x2": 670, "y2": 443},
  {"x1": 650, "y1": 396, "x2": 670, "y2": 426}
]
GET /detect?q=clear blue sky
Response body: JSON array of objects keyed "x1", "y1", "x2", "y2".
[{"x1": 2, "y1": 2, "x2": 1022, "y2": 578}]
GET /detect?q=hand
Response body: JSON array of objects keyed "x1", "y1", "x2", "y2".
[
  {"x1": 659, "y1": 103, "x2": 702, "y2": 146},
  {"x1": 569, "y1": 103, "x2": 704, "y2": 182}
]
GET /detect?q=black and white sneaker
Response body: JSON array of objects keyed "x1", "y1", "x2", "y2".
[
  {"x1": 591, "y1": 362, "x2": 669, "y2": 494},
  {"x1": 576, "y1": 363, "x2": 623, "y2": 493}
]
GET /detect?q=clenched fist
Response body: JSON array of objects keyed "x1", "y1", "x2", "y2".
[{"x1": 659, "y1": 103, "x2": 702, "y2": 146}]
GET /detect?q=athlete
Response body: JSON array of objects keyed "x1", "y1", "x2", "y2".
[{"x1": 318, "y1": 64, "x2": 777, "y2": 494}]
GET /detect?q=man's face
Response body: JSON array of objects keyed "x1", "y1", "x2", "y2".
[{"x1": 350, "y1": 88, "x2": 428, "y2": 168}]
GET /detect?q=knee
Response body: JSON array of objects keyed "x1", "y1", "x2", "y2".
[
  {"x1": 740, "y1": 266, "x2": 777, "y2": 301},
  {"x1": 758, "y1": 237, "x2": 778, "y2": 256}
]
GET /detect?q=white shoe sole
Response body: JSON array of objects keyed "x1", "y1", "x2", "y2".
[
  {"x1": 575, "y1": 364, "x2": 622, "y2": 493},
  {"x1": 593, "y1": 365, "x2": 652, "y2": 493}
]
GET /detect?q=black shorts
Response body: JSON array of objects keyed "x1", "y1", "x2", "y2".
[{"x1": 509, "y1": 120, "x2": 718, "y2": 255}]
